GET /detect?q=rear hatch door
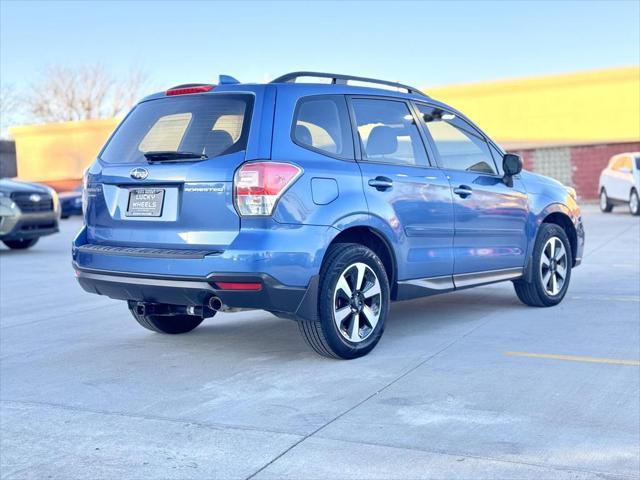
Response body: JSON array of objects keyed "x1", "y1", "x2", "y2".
[{"x1": 86, "y1": 92, "x2": 254, "y2": 250}]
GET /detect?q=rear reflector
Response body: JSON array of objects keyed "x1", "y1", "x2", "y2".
[
  {"x1": 234, "y1": 161, "x2": 302, "y2": 216},
  {"x1": 166, "y1": 84, "x2": 214, "y2": 96},
  {"x1": 215, "y1": 282, "x2": 263, "y2": 291}
]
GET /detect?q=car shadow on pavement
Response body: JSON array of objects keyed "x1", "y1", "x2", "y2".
[{"x1": 173, "y1": 287, "x2": 525, "y2": 359}]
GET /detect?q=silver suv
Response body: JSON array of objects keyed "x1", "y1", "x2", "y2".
[{"x1": 0, "y1": 178, "x2": 60, "y2": 249}]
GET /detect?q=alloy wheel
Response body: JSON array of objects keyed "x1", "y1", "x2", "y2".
[
  {"x1": 600, "y1": 191, "x2": 608, "y2": 211},
  {"x1": 540, "y1": 236, "x2": 568, "y2": 296},
  {"x1": 630, "y1": 192, "x2": 639, "y2": 215},
  {"x1": 333, "y1": 262, "x2": 382, "y2": 343}
]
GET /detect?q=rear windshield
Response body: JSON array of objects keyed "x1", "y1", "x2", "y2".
[
  {"x1": 635, "y1": 156, "x2": 640, "y2": 170},
  {"x1": 100, "y1": 94, "x2": 253, "y2": 164}
]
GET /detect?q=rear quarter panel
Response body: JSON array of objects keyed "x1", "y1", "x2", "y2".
[{"x1": 269, "y1": 87, "x2": 369, "y2": 228}]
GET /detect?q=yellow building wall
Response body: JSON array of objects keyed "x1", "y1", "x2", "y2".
[
  {"x1": 426, "y1": 66, "x2": 640, "y2": 145},
  {"x1": 9, "y1": 118, "x2": 119, "y2": 183}
]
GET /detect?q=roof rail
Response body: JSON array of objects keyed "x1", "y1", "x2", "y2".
[{"x1": 270, "y1": 71, "x2": 427, "y2": 97}]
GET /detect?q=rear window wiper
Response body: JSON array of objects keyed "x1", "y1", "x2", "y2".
[{"x1": 143, "y1": 151, "x2": 208, "y2": 162}]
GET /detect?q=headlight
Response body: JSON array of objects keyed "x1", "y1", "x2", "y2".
[
  {"x1": 566, "y1": 186, "x2": 578, "y2": 201},
  {"x1": 0, "y1": 191, "x2": 17, "y2": 211}
]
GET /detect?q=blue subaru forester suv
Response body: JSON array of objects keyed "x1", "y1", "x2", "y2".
[{"x1": 73, "y1": 72, "x2": 585, "y2": 359}]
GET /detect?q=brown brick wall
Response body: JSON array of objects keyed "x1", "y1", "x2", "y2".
[{"x1": 511, "y1": 141, "x2": 640, "y2": 200}]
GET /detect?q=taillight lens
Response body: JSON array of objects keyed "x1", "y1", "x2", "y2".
[
  {"x1": 81, "y1": 168, "x2": 89, "y2": 217},
  {"x1": 234, "y1": 162, "x2": 302, "y2": 216},
  {"x1": 166, "y1": 84, "x2": 214, "y2": 96}
]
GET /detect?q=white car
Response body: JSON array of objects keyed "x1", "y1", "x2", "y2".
[{"x1": 599, "y1": 152, "x2": 640, "y2": 216}]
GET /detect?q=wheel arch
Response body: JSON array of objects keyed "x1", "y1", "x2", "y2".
[
  {"x1": 629, "y1": 187, "x2": 639, "y2": 215},
  {"x1": 523, "y1": 204, "x2": 579, "y2": 282},
  {"x1": 328, "y1": 226, "x2": 398, "y2": 299},
  {"x1": 541, "y1": 211, "x2": 578, "y2": 267}
]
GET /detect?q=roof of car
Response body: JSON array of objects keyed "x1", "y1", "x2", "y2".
[
  {"x1": 264, "y1": 81, "x2": 431, "y2": 100},
  {"x1": 141, "y1": 72, "x2": 438, "y2": 104},
  {"x1": 270, "y1": 71, "x2": 427, "y2": 96}
]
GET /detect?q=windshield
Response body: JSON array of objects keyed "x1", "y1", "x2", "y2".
[{"x1": 100, "y1": 94, "x2": 253, "y2": 164}]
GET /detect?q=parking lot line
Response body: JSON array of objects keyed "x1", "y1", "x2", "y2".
[
  {"x1": 570, "y1": 295, "x2": 640, "y2": 303},
  {"x1": 505, "y1": 351, "x2": 640, "y2": 366}
]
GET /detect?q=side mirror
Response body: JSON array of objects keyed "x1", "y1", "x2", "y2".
[{"x1": 502, "y1": 154, "x2": 522, "y2": 187}]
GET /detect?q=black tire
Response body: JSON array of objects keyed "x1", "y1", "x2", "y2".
[
  {"x1": 629, "y1": 189, "x2": 640, "y2": 216},
  {"x1": 128, "y1": 302, "x2": 204, "y2": 334},
  {"x1": 2, "y1": 238, "x2": 39, "y2": 249},
  {"x1": 298, "y1": 243, "x2": 390, "y2": 359},
  {"x1": 513, "y1": 223, "x2": 573, "y2": 307},
  {"x1": 600, "y1": 188, "x2": 613, "y2": 212}
]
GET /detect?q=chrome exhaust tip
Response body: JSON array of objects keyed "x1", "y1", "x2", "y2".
[{"x1": 208, "y1": 296, "x2": 223, "y2": 311}]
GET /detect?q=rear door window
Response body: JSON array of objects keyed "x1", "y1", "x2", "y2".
[
  {"x1": 351, "y1": 98, "x2": 429, "y2": 167},
  {"x1": 292, "y1": 95, "x2": 354, "y2": 159},
  {"x1": 100, "y1": 94, "x2": 253, "y2": 164}
]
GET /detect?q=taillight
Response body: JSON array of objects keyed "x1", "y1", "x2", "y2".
[
  {"x1": 81, "y1": 168, "x2": 89, "y2": 217},
  {"x1": 166, "y1": 84, "x2": 214, "y2": 96},
  {"x1": 234, "y1": 162, "x2": 302, "y2": 216}
]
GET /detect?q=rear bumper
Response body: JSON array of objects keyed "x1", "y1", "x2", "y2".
[
  {"x1": 73, "y1": 263, "x2": 319, "y2": 321},
  {"x1": 71, "y1": 224, "x2": 331, "y2": 321},
  {"x1": 73, "y1": 223, "x2": 334, "y2": 286}
]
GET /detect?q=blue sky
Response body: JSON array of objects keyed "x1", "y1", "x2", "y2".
[{"x1": 1, "y1": 0, "x2": 639, "y2": 91}]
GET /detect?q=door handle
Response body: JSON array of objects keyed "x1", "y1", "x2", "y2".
[
  {"x1": 453, "y1": 185, "x2": 473, "y2": 198},
  {"x1": 368, "y1": 176, "x2": 393, "y2": 191}
]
